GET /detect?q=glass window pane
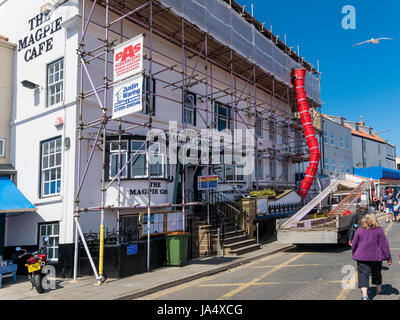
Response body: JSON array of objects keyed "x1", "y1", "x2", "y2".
[
  {"x1": 56, "y1": 139, "x2": 62, "y2": 151},
  {"x1": 56, "y1": 153, "x2": 61, "y2": 166},
  {"x1": 50, "y1": 181, "x2": 56, "y2": 194},
  {"x1": 43, "y1": 143, "x2": 49, "y2": 155},
  {"x1": 131, "y1": 141, "x2": 146, "y2": 151},
  {"x1": 50, "y1": 169, "x2": 56, "y2": 180},
  {"x1": 132, "y1": 154, "x2": 146, "y2": 177},
  {"x1": 43, "y1": 156, "x2": 49, "y2": 169},
  {"x1": 44, "y1": 183, "x2": 49, "y2": 195}
]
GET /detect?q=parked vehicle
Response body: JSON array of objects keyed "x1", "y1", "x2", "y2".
[
  {"x1": 16, "y1": 237, "x2": 49, "y2": 294},
  {"x1": 277, "y1": 180, "x2": 372, "y2": 245}
]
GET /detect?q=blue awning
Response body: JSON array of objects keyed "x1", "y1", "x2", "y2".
[
  {"x1": 0, "y1": 177, "x2": 36, "y2": 213},
  {"x1": 353, "y1": 166, "x2": 400, "y2": 181}
]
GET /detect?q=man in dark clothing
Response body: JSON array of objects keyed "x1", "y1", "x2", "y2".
[
  {"x1": 385, "y1": 193, "x2": 395, "y2": 223},
  {"x1": 348, "y1": 203, "x2": 368, "y2": 246}
]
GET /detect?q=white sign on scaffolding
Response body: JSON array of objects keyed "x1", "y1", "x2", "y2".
[
  {"x1": 113, "y1": 34, "x2": 144, "y2": 82},
  {"x1": 112, "y1": 74, "x2": 144, "y2": 119}
]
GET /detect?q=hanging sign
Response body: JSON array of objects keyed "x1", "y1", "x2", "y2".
[
  {"x1": 112, "y1": 74, "x2": 143, "y2": 119},
  {"x1": 197, "y1": 176, "x2": 218, "y2": 190},
  {"x1": 113, "y1": 34, "x2": 144, "y2": 82}
]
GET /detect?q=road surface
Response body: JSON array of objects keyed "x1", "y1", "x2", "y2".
[{"x1": 138, "y1": 214, "x2": 400, "y2": 300}]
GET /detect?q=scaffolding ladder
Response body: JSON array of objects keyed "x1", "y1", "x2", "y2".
[
  {"x1": 280, "y1": 180, "x2": 340, "y2": 229},
  {"x1": 327, "y1": 181, "x2": 370, "y2": 217}
]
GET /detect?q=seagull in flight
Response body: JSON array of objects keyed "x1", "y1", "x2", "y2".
[{"x1": 353, "y1": 37, "x2": 394, "y2": 47}]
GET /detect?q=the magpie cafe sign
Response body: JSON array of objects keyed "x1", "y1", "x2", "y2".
[{"x1": 18, "y1": 12, "x2": 63, "y2": 62}]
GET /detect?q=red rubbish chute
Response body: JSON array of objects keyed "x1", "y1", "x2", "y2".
[{"x1": 292, "y1": 69, "x2": 321, "y2": 199}]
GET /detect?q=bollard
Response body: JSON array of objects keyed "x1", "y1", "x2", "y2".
[
  {"x1": 256, "y1": 222, "x2": 259, "y2": 244},
  {"x1": 217, "y1": 227, "x2": 221, "y2": 257}
]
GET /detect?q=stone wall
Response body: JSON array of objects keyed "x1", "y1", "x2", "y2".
[{"x1": 191, "y1": 218, "x2": 218, "y2": 258}]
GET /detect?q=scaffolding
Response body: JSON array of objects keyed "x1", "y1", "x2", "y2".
[{"x1": 72, "y1": 0, "x2": 322, "y2": 283}]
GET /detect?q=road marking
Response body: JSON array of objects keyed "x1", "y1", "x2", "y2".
[
  {"x1": 385, "y1": 222, "x2": 394, "y2": 236},
  {"x1": 199, "y1": 282, "x2": 282, "y2": 287},
  {"x1": 217, "y1": 253, "x2": 306, "y2": 300},
  {"x1": 251, "y1": 263, "x2": 336, "y2": 269},
  {"x1": 137, "y1": 252, "x2": 288, "y2": 300}
]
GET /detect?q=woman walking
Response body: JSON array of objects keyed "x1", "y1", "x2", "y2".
[{"x1": 352, "y1": 214, "x2": 392, "y2": 300}]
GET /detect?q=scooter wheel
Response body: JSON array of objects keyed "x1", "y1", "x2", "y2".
[{"x1": 33, "y1": 274, "x2": 44, "y2": 294}]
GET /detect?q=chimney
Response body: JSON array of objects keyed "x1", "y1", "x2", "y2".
[{"x1": 360, "y1": 116, "x2": 365, "y2": 126}]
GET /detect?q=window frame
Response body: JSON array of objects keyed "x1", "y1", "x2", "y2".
[
  {"x1": 109, "y1": 140, "x2": 129, "y2": 180},
  {"x1": 330, "y1": 133, "x2": 335, "y2": 146},
  {"x1": 0, "y1": 138, "x2": 5, "y2": 157},
  {"x1": 255, "y1": 154, "x2": 264, "y2": 180},
  {"x1": 38, "y1": 221, "x2": 60, "y2": 262},
  {"x1": 269, "y1": 121, "x2": 276, "y2": 142},
  {"x1": 214, "y1": 101, "x2": 232, "y2": 132},
  {"x1": 105, "y1": 136, "x2": 168, "y2": 181},
  {"x1": 183, "y1": 91, "x2": 197, "y2": 126},
  {"x1": 46, "y1": 57, "x2": 64, "y2": 107},
  {"x1": 323, "y1": 130, "x2": 328, "y2": 144},
  {"x1": 281, "y1": 124, "x2": 288, "y2": 145},
  {"x1": 324, "y1": 157, "x2": 329, "y2": 171},
  {"x1": 269, "y1": 159, "x2": 276, "y2": 181},
  {"x1": 256, "y1": 116, "x2": 263, "y2": 138},
  {"x1": 142, "y1": 76, "x2": 156, "y2": 115},
  {"x1": 40, "y1": 136, "x2": 62, "y2": 198}
]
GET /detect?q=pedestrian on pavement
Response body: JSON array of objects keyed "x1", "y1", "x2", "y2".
[
  {"x1": 348, "y1": 203, "x2": 368, "y2": 246},
  {"x1": 385, "y1": 193, "x2": 395, "y2": 223},
  {"x1": 382, "y1": 192, "x2": 388, "y2": 213},
  {"x1": 372, "y1": 194, "x2": 381, "y2": 212},
  {"x1": 393, "y1": 201, "x2": 400, "y2": 222},
  {"x1": 352, "y1": 214, "x2": 392, "y2": 300}
]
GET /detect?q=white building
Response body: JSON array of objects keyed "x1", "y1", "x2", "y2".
[
  {"x1": 321, "y1": 114, "x2": 353, "y2": 178},
  {"x1": 0, "y1": 0, "x2": 321, "y2": 276},
  {"x1": 343, "y1": 117, "x2": 396, "y2": 170}
]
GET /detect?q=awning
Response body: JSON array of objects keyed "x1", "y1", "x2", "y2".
[
  {"x1": 353, "y1": 166, "x2": 400, "y2": 181},
  {"x1": 0, "y1": 177, "x2": 36, "y2": 213}
]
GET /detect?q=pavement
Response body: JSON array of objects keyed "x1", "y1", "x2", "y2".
[{"x1": 0, "y1": 239, "x2": 293, "y2": 300}]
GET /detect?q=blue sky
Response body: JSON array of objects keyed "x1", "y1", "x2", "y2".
[{"x1": 239, "y1": 0, "x2": 400, "y2": 153}]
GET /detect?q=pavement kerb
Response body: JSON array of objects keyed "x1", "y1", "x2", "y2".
[{"x1": 113, "y1": 244, "x2": 295, "y2": 300}]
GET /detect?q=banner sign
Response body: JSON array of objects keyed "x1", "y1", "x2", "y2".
[
  {"x1": 113, "y1": 34, "x2": 144, "y2": 82},
  {"x1": 112, "y1": 74, "x2": 143, "y2": 119},
  {"x1": 198, "y1": 176, "x2": 218, "y2": 190}
]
